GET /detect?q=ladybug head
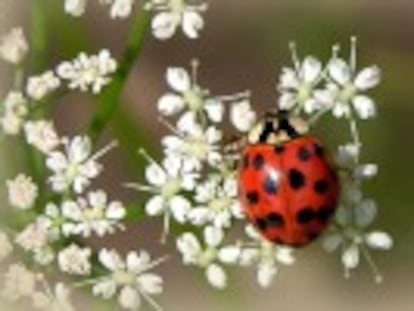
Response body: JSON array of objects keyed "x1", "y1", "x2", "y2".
[{"x1": 247, "y1": 110, "x2": 309, "y2": 145}]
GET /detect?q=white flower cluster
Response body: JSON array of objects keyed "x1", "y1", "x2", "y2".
[
  {"x1": 63, "y1": 0, "x2": 208, "y2": 40},
  {"x1": 129, "y1": 61, "x2": 297, "y2": 289},
  {"x1": 277, "y1": 38, "x2": 380, "y2": 121},
  {"x1": 276, "y1": 40, "x2": 392, "y2": 281}
]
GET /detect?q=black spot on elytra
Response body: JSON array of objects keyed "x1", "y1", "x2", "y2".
[
  {"x1": 274, "y1": 145, "x2": 285, "y2": 154},
  {"x1": 298, "y1": 146, "x2": 311, "y2": 161},
  {"x1": 314, "y1": 179, "x2": 329, "y2": 194},
  {"x1": 255, "y1": 217, "x2": 268, "y2": 231},
  {"x1": 263, "y1": 175, "x2": 278, "y2": 194},
  {"x1": 243, "y1": 155, "x2": 249, "y2": 168},
  {"x1": 267, "y1": 212, "x2": 284, "y2": 227},
  {"x1": 253, "y1": 154, "x2": 265, "y2": 169},
  {"x1": 317, "y1": 206, "x2": 333, "y2": 222},
  {"x1": 246, "y1": 191, "x2": 259, "y2": 205},
  {"x1": 289, "y1": 169, "x2": 305, "y2": 190},
  {"x1": 297, "y1": 207, "x2": 315, "y2": 224},
  {"x1": 314, "y1": 143, "x2": 324, "y2": 157}
]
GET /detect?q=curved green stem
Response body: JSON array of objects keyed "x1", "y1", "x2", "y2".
[{"x1": 88, "y1": 7, "x2": 151, "y2": 144}]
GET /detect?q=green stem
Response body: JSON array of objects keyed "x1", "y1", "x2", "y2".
[{"x1": 87, "y1": 8, "x2": 151, "y2": 144}]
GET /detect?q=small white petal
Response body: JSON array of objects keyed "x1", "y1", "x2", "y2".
[
  {"x1": 176, "y1": 233, "x2": 201, "y2": 262},
  {"x1": 355, "y1": 199, "x2": 377, "y2": 227},
  {"x1": 352, "y1": 95, "x2": 376, "y2": 119},
  {"x1": 218, "y1": 246, "x2": 241, "y2": 264},
  {"x1": 188, "y1": 208, "x2": 210, "y2": 226},
  {"x1": 182, "y1": 11, "x2": 204, "y2": 39},
  {"x1": 301, "y1": 56, "x2": 322, "y2": 83},
  {"x1": 278, "y1": 67, "x2": 299, "y2": 90},
  {"x1": 119, "y1": 286, "x2": 141, "y2": 310},
  {"x1": 145, "y1": 163, "x2": 167, "y2": 187},
  {"x1": 158, "y1": 93, "x2": 185, "y2": 116},
  {"x1": 169, "y1": 196, "x2": 191, "y2": 223},
  {"x1": 204, "y1": 99, "x2": 224, "y2": 123},
  {"x1": 204, "y1": 226, "x2": 223, "y2": 247},
  {"x1": 365, "y1": 231, "x2": 393, "y2": 250},
  {"x1": 152, "y1": 12, "x2": 179, "y2": 40},
  {"x1": 145, "y1": 196, "x2": 165, "y2": 216},
  {"x1": 167, "y1": 67, "x2": 191, "y2": 92},
  {"x1": 278, "y1": 92, "x2": 296, "y2": 111},
  {"x1": 354, "y1": 66, "x2": 381, "y2": 90},
  {"x1": 206, "y1": 264, "x2": 227, "y2": 289},
  {"x1": 354, "y1": 163, "x2": 378, "y2": 180},
  {"x1": 230, "y1": 100, "x2": 257, "y2": 132},
  {"x1": 342, "y1": 244, "x2": 360, "y2": 269},
  {"x1": 258, "y1": 261, "x2": 277, "y2": 288},
  {"x1": 239, "y1": 248, "x2": 259, "y2": 266},
  {"x1": 328, "y1": 59, "x2": 351, "y2": 85},
  {"x1": 92, "y1": 280, "x2": 117, "y2": 299},
  {"x1": 275, "y1": 247, "x2": 295, "y2": 265},
  {"x1": 137, "y1": 273, "x2": 163, "y2": 295},
  {"x1": 106, "y1": 202, "x2": 126, "y2": 220},
  {"x1": 99, "y1": 249, "x2": 124, "y2": 271},
  {"x1": 322, "y1": 234, "x2": 343, "y2": 252}
]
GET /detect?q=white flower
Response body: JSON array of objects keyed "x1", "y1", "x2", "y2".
[
  {"x1": 0, "y1": 91, "x2": 28, "y2": 135},
  {"x1": 56, "y1": 49, "x2": 117, "y2": 94},
  {"x1": 15, "y1": 223, "x2": 48, "y2": 252},
  {"x1": 64, "y1": 0, "x2": 86, "y2": 17},
  {"x1": 27, "y1": 71, "x2": 61, "y2": 101},
  {"x1": 146, "y1": 0, "x2": 207, "y2": 40},
  {"x1": 46, "y1": 136, "x2": 115, "y2": 193},
  {"x1": 365, "y1": 231, "x2": 393, "y2": 250},
  {"x1": 2, "y1": 263, "x2": 36, "y2": 301},
  {"x1": 32, "y1": 282, "x2": 75, "y2": 311},
  {"x1": 0, "y1": 28, "x2": 28, "y2": 64},
  {"x1": 62, "y1": 190, "x2": 126, "y2": 237},
  {"x1": 92, "y1": 249, "x2": 164, "y2": 310},
  {"x1": 239, "y1": 225, "x2": 295, "y2": 288},
  {"x1": 37, "y1": 202, "x2": 71, "y2": 240},
  {"x1": 24, "y1": 120, "x2": 61, "y2": 153},
  {"x1": 327, "y1": 58, "x2": 380, "y2": 119},
  {"x1": 158, "y1": 66, "x2": 223, "y2": 122},
  {"x1": 230, "y1": 100, "x2": 257, "y2": 132},
  {"x1": 129, "y1": 152, "x2": 197, "y2": 242},
  {"x1": 277, "y1": 56, "x2": 323, "y2": 113},
  {"x1": 0, "y1": 232, "x2": 13, "y2": 262},
  {"x1": 58, "y1": 244, "x2": 92, "y2": 275},
  {"x1": 188, "y1": 175, "x2": 243, "y2": 228},
  {"x1": 7, "y1": 173, "x2": 38, "y2": 209},
  {"x1": 162, "y1": 113, "x2": 223, "y2": 171},
  {"x1": 176, "y1": 226, "x2": 239, "y2": 289}
]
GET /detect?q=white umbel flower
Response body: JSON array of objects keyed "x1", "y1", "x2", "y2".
[
  {"x1": 15, "y1": 223, "x2": 49, "y2": 254},
  {"x1": 146, "y1": 0, "x2": 207, "y2": 40},
  {"x1": 277, "y1": 55, "x2": 323, "y2": 113},
  {"x1": 162, "y1": 112, "x2": 223, "y2": 171},
  {"x1": 176, "y1": 226, "x2": 239, "y2": 289},
  {"x1": 56, "y1": 49, "x2": 117, "y2": 94},
  {"x1": 0, "y1": 232, "x2": 13, "y2": 262},
  {"x1": 2, "y1": 263, "x2": 36, "y2": 301},
  {"x1": 24, "y1": 120, "x2": 60, "y2": 154},
  {"x1": 0, "y1": 28, "x2": 28, "y2": 64},
  {"x1": 188, "y1": 175, "x2": 243, "y2": 228},
  {"x1": 158, "y1": 65, "x2": 224, "y2": 123},
  {"x1": 61, "y1": 190, "x2": 126, "y2": 237},
  {"x1": 128, "y1": 152, "x2": 197, "y2": 242},
  {"x1": 64, "y1": 0, "x2": 86, "y2": 17},
  {"x1": 27, "y1": 71, "x2": 61, "y2": 101},
  {"x1": 327, "y1": 51, "x2": 380, "y2": 120},
  {"x1": 92, "y1": 249, "x2": 165, "y2": 311},
  {"x1": 58, "y1": 244, "x2": 92, "y2": 275},
  {"x1": 7, "y1": 174, "x2": 38, "y2": 210},
  {"x1": 46, "y1": 136, "x2": 116, "y2": 194}
]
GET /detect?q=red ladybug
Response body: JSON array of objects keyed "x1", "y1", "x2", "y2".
[{"x1": 238, "y1": 111, "x2": 339, "y2": 247}]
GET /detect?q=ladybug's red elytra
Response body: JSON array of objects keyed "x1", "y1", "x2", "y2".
[{"x1": 238, "y1": 111, "x2": 339, "y2": 247}]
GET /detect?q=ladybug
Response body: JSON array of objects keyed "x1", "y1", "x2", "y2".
[{"x1": 237, "y1": 111, "x2": 339, "y2": 247}]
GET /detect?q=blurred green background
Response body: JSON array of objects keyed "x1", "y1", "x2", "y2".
[{"x1": 0, "y1": 0, "x2": 413, "y2": 310}]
